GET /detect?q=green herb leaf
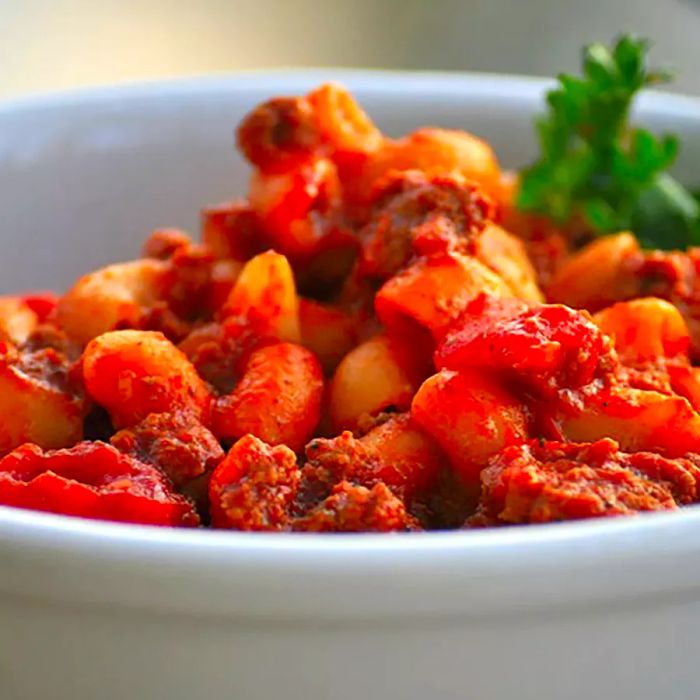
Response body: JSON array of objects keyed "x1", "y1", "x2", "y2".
[
  {"x1": 517, "y1": 34, "x2": 698, "y2": 250},
  {"x1": 632, "y1": 173, "x2": 700, "y2": 249}
]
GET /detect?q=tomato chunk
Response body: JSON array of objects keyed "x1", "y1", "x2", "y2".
[{"x1": 0, "y1": 442, "x2": 199, "y2": 526}]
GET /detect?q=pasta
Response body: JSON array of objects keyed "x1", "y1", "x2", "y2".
[{"x1": 2, "y1": 82, "x2": 700, "y2": 531}]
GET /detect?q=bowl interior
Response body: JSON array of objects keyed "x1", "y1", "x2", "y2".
[{"x1": 2, "y1": 69, "x2": 699, "y2": 293}]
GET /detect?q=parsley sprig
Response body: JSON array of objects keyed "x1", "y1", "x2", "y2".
[{"x1": 517, "y1": 35, "x2": 700, "y2": 249}]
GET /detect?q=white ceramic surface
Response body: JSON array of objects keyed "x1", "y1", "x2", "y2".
[{"x1": 1, "y1": 71, "x2": 700, "y2": 700}]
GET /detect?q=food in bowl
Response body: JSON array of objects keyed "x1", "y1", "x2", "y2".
[{"x1": 2, "y1": 36, "x2": 700, "y2": 533}]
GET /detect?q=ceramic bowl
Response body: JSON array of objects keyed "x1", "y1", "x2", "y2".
[{"x1": 2, "y1": 71, "x2": 700, "y2": 700}]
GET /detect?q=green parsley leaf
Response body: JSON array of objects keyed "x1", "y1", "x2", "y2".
[{"x1": 517, "y1": 34, "x2": 698, "y2": 250}]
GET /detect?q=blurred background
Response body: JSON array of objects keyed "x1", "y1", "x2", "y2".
[{"x1": 2, "y1": 0, "x2": 700, "y2": 98}]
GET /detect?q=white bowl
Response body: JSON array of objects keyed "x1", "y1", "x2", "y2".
[{"x1": 2, "y1": 71, "x2": 700, "y2": 700}]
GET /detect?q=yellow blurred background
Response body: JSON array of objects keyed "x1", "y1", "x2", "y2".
[{"x1": 2, "y1": 0, "x2": 700, "y2": 98}]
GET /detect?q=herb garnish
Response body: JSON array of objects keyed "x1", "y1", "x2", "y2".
[{"x1": 517, "y1": 34, "x2": 700, "y2": 249}]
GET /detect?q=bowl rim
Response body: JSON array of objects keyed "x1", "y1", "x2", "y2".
[
  {"x1": 2, "y1": 66, "x2": 699, "y2": 116},
  {"x1": 1, "y1": 67, "x2": 557, "y2": 110},
  {"x1": 3, "y1": 69, "x2": 700, "y2": 620}
]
